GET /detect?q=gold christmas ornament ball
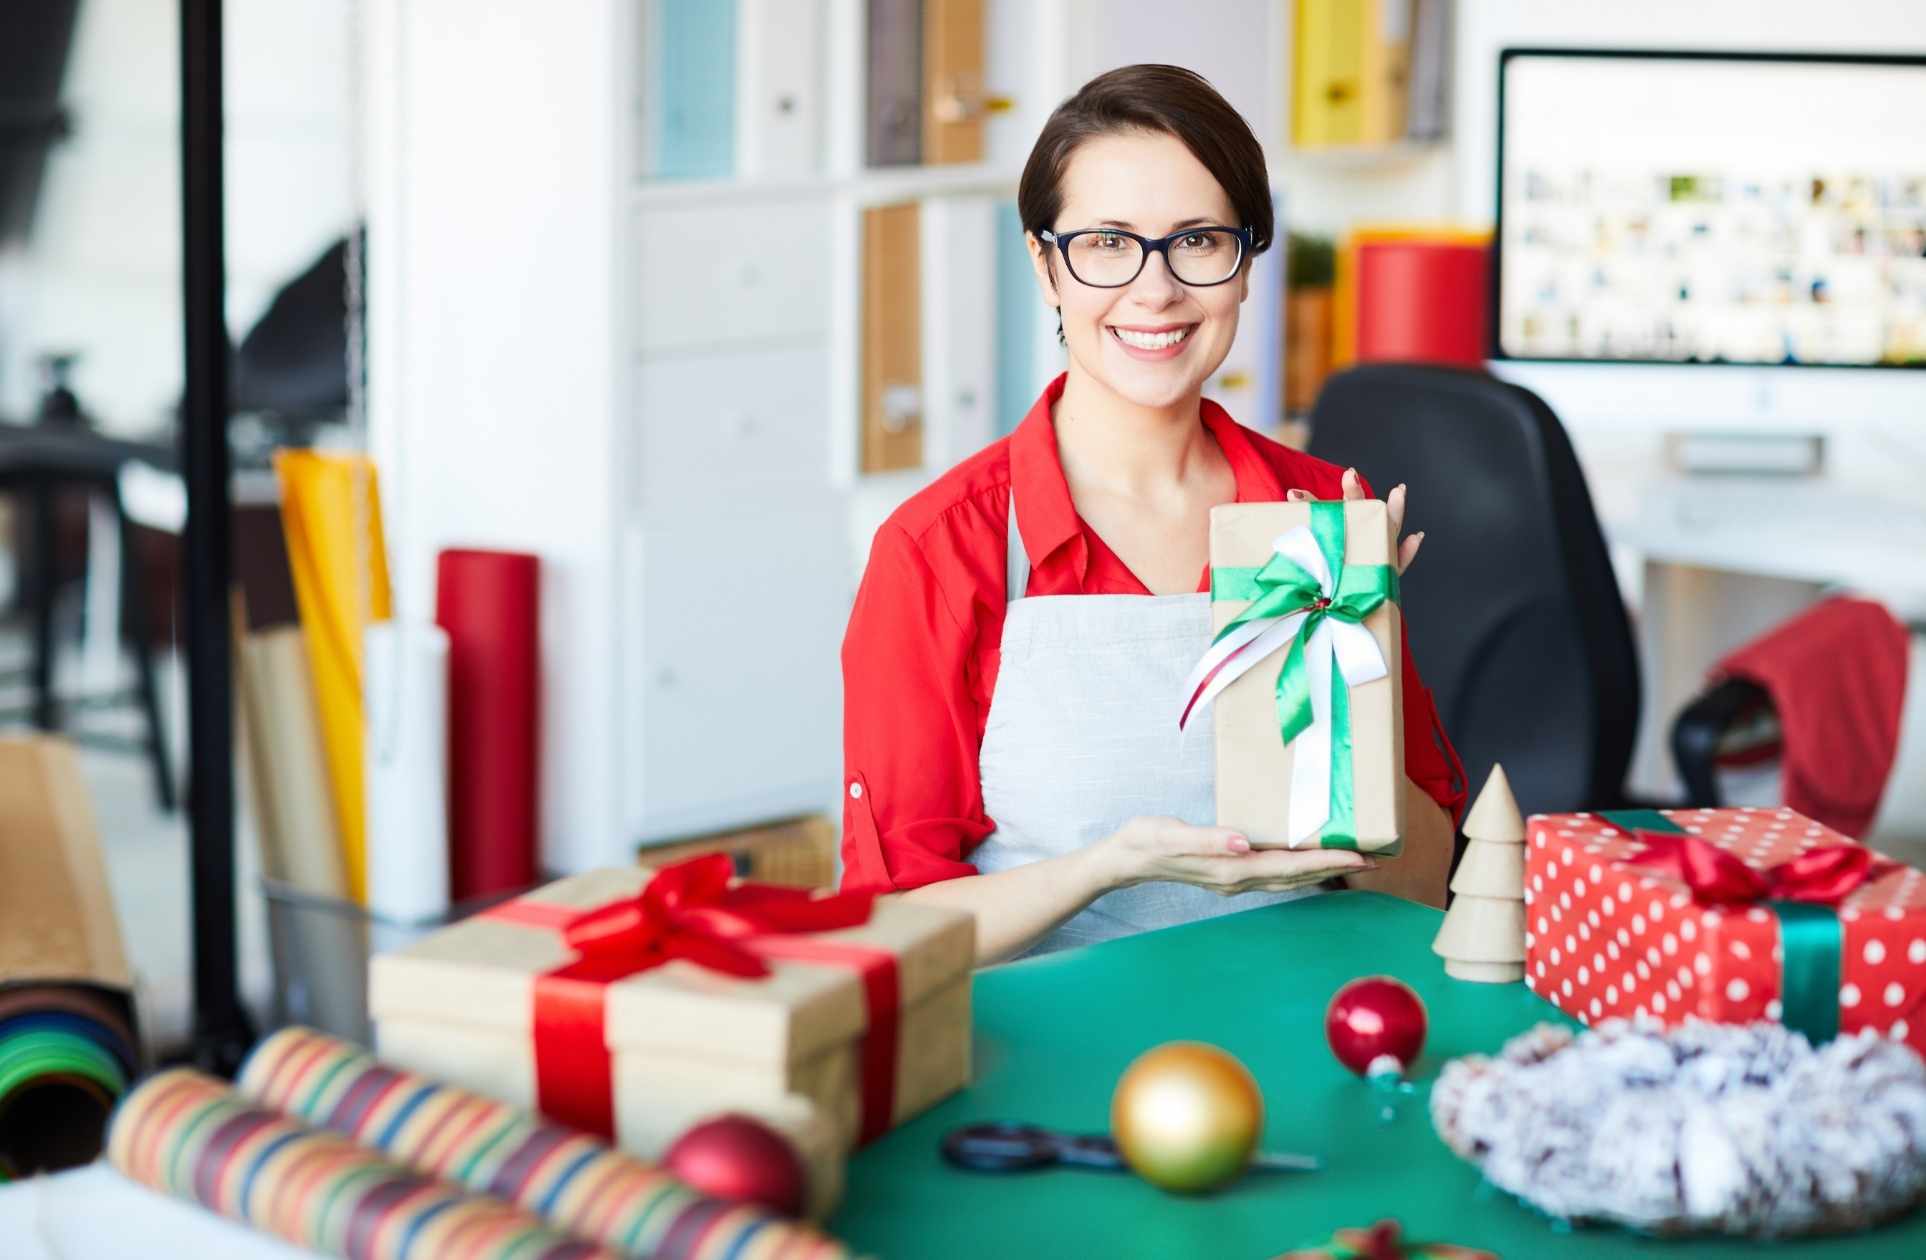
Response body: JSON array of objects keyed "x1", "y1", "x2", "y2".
[{"x1": 1109, "y1": 1041, "x2": 1264, "y2": 1193}]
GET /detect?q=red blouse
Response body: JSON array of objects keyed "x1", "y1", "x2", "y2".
[{"x1": 840, "y1": 374, "x2": 1466, "y2": 893}]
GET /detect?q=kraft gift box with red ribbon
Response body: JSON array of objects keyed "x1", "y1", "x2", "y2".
[
  {"x1": 1524, "y1": 807, "x2": 1926, "y2": 1056},
  {"x1": 368, "y1": 855, "x2": 975, "y2": 1179},
  {"x1": 1183, "y1": 499, "x2": 1405, "y2": 851}
]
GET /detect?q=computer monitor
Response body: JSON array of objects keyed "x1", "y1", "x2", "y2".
[{"x1": 1489, "y1": 48, "x2": 1926, "y2": 437}]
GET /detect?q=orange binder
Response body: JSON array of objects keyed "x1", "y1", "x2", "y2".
[
  {"x1": 861, "y1": 202, "x2": 924, "y2": 474},
  {"x1": 922, "y1": 0, "x2": 986, "y2": 165}
]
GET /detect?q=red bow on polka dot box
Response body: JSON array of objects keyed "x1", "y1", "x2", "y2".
[{"x1": 1523, "y1": 807, "x2": 1926, "y2": 1058}]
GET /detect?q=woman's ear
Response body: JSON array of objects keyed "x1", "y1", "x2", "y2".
[{"x1": 1025, "y1": 232, "x2": 1060, "y2": 306}]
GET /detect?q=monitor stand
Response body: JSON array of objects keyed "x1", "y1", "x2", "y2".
[{"x1": 1663, "y1": 430, "x2": 1825, "y2": 477}]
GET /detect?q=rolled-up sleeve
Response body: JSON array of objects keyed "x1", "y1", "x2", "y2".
[{"x1": 839, "y1": 523, "x2": 994, "y2": 893}]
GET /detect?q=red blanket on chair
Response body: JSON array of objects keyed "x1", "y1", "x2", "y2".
[{"x1": 1714, "y1": 596, "x2": 1910, "y2": 838}]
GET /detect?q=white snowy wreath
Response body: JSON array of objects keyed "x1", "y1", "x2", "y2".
[{"x1": 1431, "y1": 1019, "x2": 1926, "y2": 1237}]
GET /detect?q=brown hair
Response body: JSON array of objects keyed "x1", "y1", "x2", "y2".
[{"x1": 1018, "y1": 64, "x2": 1275, "y2": 261}]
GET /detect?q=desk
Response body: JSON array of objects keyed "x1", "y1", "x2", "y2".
[
  {"x1": 831, "y1": 893, "x2": 1925, "y2": 1257},
  {"x1": 4, "y1": 895, "x2": 1921, "y2": 1257},
  {"x1": 1579, "y1": 452, "x2": 1926, "y2": 801}
]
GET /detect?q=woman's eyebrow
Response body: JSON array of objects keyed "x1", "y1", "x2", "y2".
[{"x1": 1094, "y1": 216, "x2": 1215, "y2": 231}]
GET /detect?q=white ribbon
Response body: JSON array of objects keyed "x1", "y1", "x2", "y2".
[{"x1": 1180, "y1": 525, "x2": 1392, "y2": 846}]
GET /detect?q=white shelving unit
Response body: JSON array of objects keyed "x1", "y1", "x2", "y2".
[{"x1": 366, "y1": 0, "x2": 1327, "y2": 871}]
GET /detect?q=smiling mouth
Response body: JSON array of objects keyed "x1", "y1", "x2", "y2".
[{"x1": 1108, "y1": 325, "x2": 1196, "y2": 351}]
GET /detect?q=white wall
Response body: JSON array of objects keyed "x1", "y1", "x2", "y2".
[
  {"x1": 0, "y1": 0, "x2": 357, "y2": 431},
  {"x1": 363, "y1": 0, "x2": 626, "y2": 875}
]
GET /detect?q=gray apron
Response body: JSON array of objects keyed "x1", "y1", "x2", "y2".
[{"x1": 971, "y1": 494, "x2": 1315, "y2": 956}]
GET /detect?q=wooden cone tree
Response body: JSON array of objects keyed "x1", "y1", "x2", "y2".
[{"x1": 1432, "y1": 764, "x2": 1526, "y2": 982}]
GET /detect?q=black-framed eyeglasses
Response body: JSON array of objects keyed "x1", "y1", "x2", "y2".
[{"x1": 1037, "y1": 225, "x2": 1252, "y2": 288}]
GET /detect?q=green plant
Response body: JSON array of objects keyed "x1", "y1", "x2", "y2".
[{"x1": 1286, "y1": 232, "x2": 1336, "y2": 289}]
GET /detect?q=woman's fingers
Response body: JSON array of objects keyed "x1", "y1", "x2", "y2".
[
  {"x1": 1287, "y1": 471, "x2": 1424, "y2": 573},
  {"x1": 1399, "y1": 531, "x2": 1425, "y2": 574},
  {"x1": 1240, "y1": 847, "x2": 1373, "y2": 876},
  {"x1": 1186, "y1": 849, "x2": 1377, "y2": 895},
  {"x1": 1139, "y1": 818, "x2": 1250, "y2": 856}
]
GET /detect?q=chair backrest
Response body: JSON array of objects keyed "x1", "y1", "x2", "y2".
[{"x1": 1306, "y1": 363, "x2": 1640, "y2": 815}]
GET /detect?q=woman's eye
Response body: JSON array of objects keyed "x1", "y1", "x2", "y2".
[
  {"x1": 1178, "y1": 233, "x2": 1212, "y2": 251},
  {"x1": 1092, "y1": 233, "x2": 1127, "y2": 251}
]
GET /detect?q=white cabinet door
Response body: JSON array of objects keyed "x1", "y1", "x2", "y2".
[
  {"x1": 621, "y1": 497, "x2": 851, "y2": 842},
  {"x1": 920, "y1": 194, "x2": 999, "y2": 467},
  {"x1": 736, "y1": 0, "x2": 826, "y2": 178},
  {"x1": 636, "y1": 197, "x2": 833, "y2": 354},
  {"x1": 634, "y1": 346, "x2": 831, "y2": 513}
]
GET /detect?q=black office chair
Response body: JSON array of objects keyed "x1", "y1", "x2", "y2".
[{"x1": 1305, "y1": 363, "x2": 1643, "y2": 818}]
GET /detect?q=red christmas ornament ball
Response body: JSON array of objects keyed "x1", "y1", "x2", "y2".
[
  {"x1": 1325, "y1": 975, "x2": 1427, "y2": 1077},
  {"x1": 662, "y1": 1114, "x2": 807, "y2": 1217}
]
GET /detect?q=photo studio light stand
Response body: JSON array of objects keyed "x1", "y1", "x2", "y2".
[{"x1": 181, "y1": 0, "x2": 253, "y2": 1075}]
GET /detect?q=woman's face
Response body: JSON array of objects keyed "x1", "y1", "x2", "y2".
[{"x1": 1029, "y1": 129, "x2": 1250, "y2": 411}]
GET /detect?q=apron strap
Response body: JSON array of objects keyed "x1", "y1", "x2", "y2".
[{"x1": 1005, "y1": 489, "x2": 1030, "y2": 603}]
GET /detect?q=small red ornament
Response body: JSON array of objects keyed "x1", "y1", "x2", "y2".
[
  {"x1": 662, "y1": 1114, "x2": 807, "y2": 1217},
  {"x1": 1325, "y1": 976, "x2": 1427, "y2": 1078}
]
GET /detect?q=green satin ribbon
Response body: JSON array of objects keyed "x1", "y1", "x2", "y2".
[
  {"x1": 1769, "y1": 901, "x2": 1841, "y2": 1043},
  {"x1": 1211, "y1": 502, "x2": 1398, "y2": 847},
  {"x1": 1600, "y1": 810, "x2": 1841, "y2": 1043}
]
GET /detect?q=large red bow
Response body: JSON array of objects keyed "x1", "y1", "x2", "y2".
[
  {"x1": 1628, "y1": 830, "x2": 1891, "y2": 906},
  {"x1": 486, "y1": 854, "x2": 897, "y2": 1143},
  {"x1": 561, "y1": 852, "x2": 876, "y2": 979}
]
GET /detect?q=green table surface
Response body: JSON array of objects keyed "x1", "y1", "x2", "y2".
[{"x1": 832, "y1": 892, "x2": 1926, "y2": 1258}]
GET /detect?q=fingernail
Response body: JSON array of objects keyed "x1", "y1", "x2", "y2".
[
  {"x1": 1394, "y1": 483, "x2": 1407, "y2": 496},
  {"x1": 1228, "y1": 835, "x2": 1251, "y2": 853},
  {"x1": 1414, "y1": 532, "x2": 1426, "y2": 543}
]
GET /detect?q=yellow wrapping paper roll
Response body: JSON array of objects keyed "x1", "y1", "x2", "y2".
[{"x1": 275, "y1": 450, "x2": 393, "y2": 903}]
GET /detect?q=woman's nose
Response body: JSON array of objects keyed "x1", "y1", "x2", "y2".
[{"x1": 1126, "y1": 250, "x2": 1184, "y2": 305}]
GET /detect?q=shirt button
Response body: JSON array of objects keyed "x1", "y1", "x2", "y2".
[{"x1": 849, "y1": 782, "x2": 864, "y2": 800}]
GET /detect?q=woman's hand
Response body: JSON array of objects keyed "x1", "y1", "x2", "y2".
[
  {"x1": 1287, "y1": 467, "x2": 1423, "y2": 574},
  {"x1": 1088, "y1": 816, "x2": 1374, "y2": 897}
]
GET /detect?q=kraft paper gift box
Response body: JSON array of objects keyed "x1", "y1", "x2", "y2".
[
  {"x1": 1194, "y1": 498, "x2": 1404, "y2": 851},
  {"x1": 369, "y1": 858, "x2": 974, "y2": 1183},
  {"x1": 1524, "y1": 806, "x2": 1926, "y2": 1057}
]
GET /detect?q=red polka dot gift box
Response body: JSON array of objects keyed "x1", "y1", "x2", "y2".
[{"x1": 1522, "y1": 807, "x2": 1926, "y2": 1057}]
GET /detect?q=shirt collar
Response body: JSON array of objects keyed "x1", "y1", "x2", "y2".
[
  {"x1": 1007, "y1": 373, "x2": 1286, "y2": 574},
  {"x1": 1007, "y1": 373, "x2": 1082, "y2": 574}
]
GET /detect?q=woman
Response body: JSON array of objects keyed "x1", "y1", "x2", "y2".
[{"x1": 840, "y1": 65, "x2": 1465, "y2": 963}]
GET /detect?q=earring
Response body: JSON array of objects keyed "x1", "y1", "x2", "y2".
[{"x1": 1055, "y1": 308, "x2": 1065, "y2": 347}]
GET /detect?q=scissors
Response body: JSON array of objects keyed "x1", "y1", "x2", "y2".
[{"x1": 940, "y1": 1122, "x2": 1320, "y2": 1174}]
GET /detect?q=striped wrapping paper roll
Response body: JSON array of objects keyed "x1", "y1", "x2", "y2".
[
  {"x1": 108, "y1": 1070, "x2": 616, "y2": 1260},
  {"x1": 240, "y1": 1027, "x2": 851, "y2": 1260}
]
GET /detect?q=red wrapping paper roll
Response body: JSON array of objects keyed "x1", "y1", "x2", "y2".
[{"x1": 436, "y1": 549, "x2": 540, "y2": 901}]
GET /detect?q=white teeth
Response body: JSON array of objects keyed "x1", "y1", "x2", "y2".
[{"x1": 1112, "y1": 326, "x2": 1191, "y2": 350}]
